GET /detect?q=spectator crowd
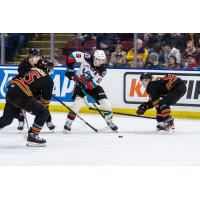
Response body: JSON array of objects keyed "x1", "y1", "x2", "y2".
[
  {"x1": 76, "y1": 33, "x2": 200, "y2": 70},
  {"x1": 2, "y1": 33, "x2": 200, "y2": 71}
]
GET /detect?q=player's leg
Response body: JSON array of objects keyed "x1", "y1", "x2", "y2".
[
  {"x1": 23, "y1": 98, "x2": 49, "y2": 146},
  {"x1": 156, "y1": 98, "x2": 174, "y2": 133},
  {"x1": 0, "y1": 101, "x2": 21, "y2": 129},
  {"x1": 90, "y1": 86, "x2": 118, "y2": 131},
  {"x1": 156, "y1": 106, "x2": 174, "y2": 132},
  {"x1": 63, "y1": 86, "x2": 85, "y2": 133},
  {"x1": 45, "y1": 106, "x2": 55, "y2": 130},
  {"x1": 64, "y1": 96, "x2": 85, "y2": 132},
  {"x1": 157, "y1": 82, "x2": 186, "y2": 132},
  {"x1": 0, "y1": 87, "x2": 22, "y2": 130},
  {"x1": 164, "y1": 82, "x2": 187, "y2": 105}
]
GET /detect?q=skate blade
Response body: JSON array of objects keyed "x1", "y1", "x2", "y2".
[
  {"x1": 47, "y1": 130, "x2": 54, "y2": 133},
  {"x1": 98, "y1": 127, "x2": 118, "y2": 133},
  {"x1": 63, "y1": 129, "x2": 71, "y2": 134},
  {"x1": 47, "y1": 128, "x2": 55, "y2": 131},
  {"x1": 26, "y1": 142, "x2": 46, "y2": 147},
  {"x1": 157, "y1": 129, "x2": 175, "y2": 134}
]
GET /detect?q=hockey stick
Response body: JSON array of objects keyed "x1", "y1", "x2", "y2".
[
  {"x1": 89, "y1": 107, "x2": 156, "y2": 119},
  {"x1": 52, "y1": 95, "x2": 98, "y2": 132},
  {"x1": 73, "y1": 79, "x2": 106, "y2": 119},
  {"x1": 24, "y1": 111, "x2": 30, "y2": 130}
]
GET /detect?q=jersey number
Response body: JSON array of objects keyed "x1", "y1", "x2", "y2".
[{"x1": 23, "y1": 71, "x2": 41, "y2": 85}]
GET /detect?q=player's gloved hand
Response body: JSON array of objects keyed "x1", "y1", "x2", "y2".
[
  {"x1": 77, "y1": 83, "x2": 87, "y2": 90},
  {"x1": 136, "y1": 103, "x2": 148, "y2": 115},
  {"x1": 65, "y1": 69, "x2": 74, "y2": 80}
]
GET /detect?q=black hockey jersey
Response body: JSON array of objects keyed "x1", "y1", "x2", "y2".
[
  {"x1": 146, "y1": 74, "x2": 183, "y2": 108},
  {"x1": 18, "y1": 58, "x2": 36, "y2": 77},
  {"x1": 10, "y1": 67, "x2": 54, "y2": 106}
]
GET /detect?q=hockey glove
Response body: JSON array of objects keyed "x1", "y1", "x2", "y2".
[
  {"x1": 136, "y1": 102, "x2": 148, "y2": 115},
  {"x1": 65, "y1": 69, "x2": 74, "y2": 80},
  {"x1": 77, "y1": 83, "x2": 87, "y2": 91}
]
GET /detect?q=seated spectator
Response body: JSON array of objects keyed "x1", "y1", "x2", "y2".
[
  {"x1": 125, "y1": 39, "x2": 148, "y2": 67},
  {"x1": 161, "y1": 33, "x2": 185, "y2": 52},
  {"x1": 165, "y1": 55, "x2": 181, "y2": 69},
  {"x1": 136, "y1": 57, "x2": 145, "y2": 68},
  {"x1": 163, "y1": 40, "x2": 181, "y2": 66},
  {"x1": 145, "y1": 52, "x2": 160, "y2": 68},
  {"x1": 195, "y1": 43, "x2": 200, "y2": 65},
  {"x1": 183, "y1": 54, "x2": 199, "y2": 70},
  {"x1": 185, "y1": 33, "x2": 200, "y2": 46},
  {"x1": 143, "y1": 33, "x2": 161, "y2": 49},
  {"x1": 182, "y1": 40, "x2": 197, "y2": 66},
  {"x1": 109, "y1": 44, "x2": 126, "y2": 67}
]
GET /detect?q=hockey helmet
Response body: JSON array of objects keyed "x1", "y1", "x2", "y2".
[
  {"x1": 29, "y1": 48, "x2": 41, "y2": 57},
  {"x1": 38, "y1": 58, "x2": 54, "y2": 72},
  {"x1": 93, "y1": 50, "x2": 106, "y2": 60},
  {"x1": 140, "y1": 72, "x2": 153, "y2": 81}
]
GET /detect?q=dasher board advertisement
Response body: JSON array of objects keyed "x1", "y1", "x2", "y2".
[{"x1": 124, "y1": 71, "x2": 200, "y2": 107}]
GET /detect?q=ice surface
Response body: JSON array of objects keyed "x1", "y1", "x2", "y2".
[{"x1": 0, "y1": 111, "x2": 200, "y2": 166}]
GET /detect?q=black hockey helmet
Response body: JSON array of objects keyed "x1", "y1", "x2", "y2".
[
  {"x1": 38, "y1": 58, "x2": 54, "y2": 72},
  {"x1": 140, "y1": 72, "x2": 153, "y2": 81},
  {"x1": 28, "y1": 48, "x2": 41, "y2": 57}
]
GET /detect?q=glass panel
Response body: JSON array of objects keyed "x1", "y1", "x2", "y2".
[{"x1": 1, "y1": 33, "x2": 200, "y2": 71}]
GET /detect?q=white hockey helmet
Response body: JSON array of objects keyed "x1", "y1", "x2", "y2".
[{"x1": 93, "y1": 50, "x2": 106, "y2": 60}]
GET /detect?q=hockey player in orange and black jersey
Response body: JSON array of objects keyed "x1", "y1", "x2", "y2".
[
  {"x1": 17, "y1": 48, "x2": 41, "y2": 77},
  {"x1": 64, "y1": 50, "x2": 118, "y2": 132},
  {"x1": 0, "y1": 58, "x2": 54, "y2": 146},
  {"x1": 17, "y1": 48, "x2": 55, "y2": 131},
  {"x1": 136, "y1": 73, "x2": 187, "y2": 133}
]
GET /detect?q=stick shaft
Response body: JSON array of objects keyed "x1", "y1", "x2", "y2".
[
  {"x1": 89, "y1": 108, "x2": 156, "y2": 119},
  {"x1": 52, "y1": 95, "x2": 98, "y2": 132}
]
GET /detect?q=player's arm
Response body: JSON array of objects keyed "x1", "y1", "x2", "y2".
[
  {"x1": 136, "y1": 83, "x2": 158, "y2": 115},
  {"x1": 136, "y1": 100, "x2": 153, "y2": 115},
  {"x1": 65, "y1": 51, "x2": 86, "y2": 80},
  {"x1": 40, "y1": 77, "x2": 54, "y2": 106}
]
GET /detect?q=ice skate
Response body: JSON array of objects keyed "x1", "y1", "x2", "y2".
[
  {"x1": 106, "y1": 120, "x2": 118, "y2": 132},
  {"x1": 63, "y1": 121, "x2": 72, "y2": 133},
  {"x1": 46, "y1": 121, "x2": 55, "y2": 131},
  {"x1": 17, "y1": 121, "x2": 24, "y2": 131},
  {"x1": 156, "y1": 119, "x2": 175, "y2": 134},
  {"x1": 26, "y1": 130, "x2": 46, "y2": 147}
]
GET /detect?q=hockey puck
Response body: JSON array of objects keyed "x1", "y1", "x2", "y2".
[{"x1": 118, "y1": 135, "x2": 123, "y2": 138}]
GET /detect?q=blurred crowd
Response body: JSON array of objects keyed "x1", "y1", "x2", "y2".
[
  {"x1": 0, "y1": 34, "x2": 39, "y2": 62},
  {"x1": 2, "y1": 33, "x2": 200, "y2": 71},
  {"x1": 76, "y1": 33, "x2": 200, "y2": 70}
]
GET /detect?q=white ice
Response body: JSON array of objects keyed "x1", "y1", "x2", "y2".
[{"x1": 0, "y1": 110, "x2": 200, "y2": 166}]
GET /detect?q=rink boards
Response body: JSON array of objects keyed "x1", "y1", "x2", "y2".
[{"x1": 0, "y1": 65, "x2": 200, "y2": 118}]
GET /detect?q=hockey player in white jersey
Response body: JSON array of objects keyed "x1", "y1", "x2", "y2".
[{"x1": 64, "y1": 50, "x2": 118, "y2": 132}]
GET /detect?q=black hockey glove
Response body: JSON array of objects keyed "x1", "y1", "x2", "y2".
[
  {"x1": 136, "y1": 102, "x2": 148, "y2": 115},
  {"x1": 65, "y1": 69, "x2": 74, "y2": 80}
]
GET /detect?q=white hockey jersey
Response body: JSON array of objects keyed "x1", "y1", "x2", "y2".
[{"x1": 67, "y1": 51, "x2": 107, "y2": 90}]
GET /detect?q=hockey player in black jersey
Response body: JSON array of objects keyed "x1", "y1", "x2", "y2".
[
  {"x1": 64, "y1": 50, "x2": 118, "y2": 132},
  {"x1": 17, "y1": 48, "x2": 55, "y2": 131},
  {"x1": 0, "y1": 58, "x2": 54, "y2": 146},
  {"x1": 136, "y1": 73, "x2": 186, "y2": 133}
]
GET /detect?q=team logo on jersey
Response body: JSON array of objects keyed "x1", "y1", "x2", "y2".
[{"x1": 76, "y1": 53, "x2": 81, "y2": 58}]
